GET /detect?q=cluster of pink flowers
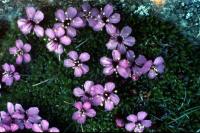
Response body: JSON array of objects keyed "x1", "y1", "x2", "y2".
[
  {"x1": 115, "y1": 111, "x2": 152, "y2": 132},
  {"x1": 0, "y1": 102, "x2": 59, "y2": 132},
  {"x1": 72, "y1": 81, "x2": 119, "y2": 124},
  {"x1": 0, "y1": 2, "x2": 166, "y2": 132}
]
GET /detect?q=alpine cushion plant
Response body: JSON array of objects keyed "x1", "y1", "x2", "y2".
[
  {"x1": 64, "y1": 51, "x2": 90, "y2": 77},
  {"x1": 106, "y1": 26, "x2": 136, "y2": 54},
  {"x1": 17, "y1": 7, "x2": 44, "y2": 37},
  {"x1": 0, "y1": 2, "x2": 167, "y2": 132},
  {"x1": 1, "y1": 63, "x2": 20, "y2": 86},
  {"x1": 0, "y1": 102, "x2": 59, "y2": 132},
  {"x1": 45, "y1": 26, "x2": 71, "y2": 55},
  {"x1": 72, "y1": 101, "x2": 96, "y2": 124},
  {"x1": 125, "y1": 111, "x2": 152, "y2": 132},
  {"x1": 9, "y1": 39, "x2": 31, "y2": 65},
  {"x1": 54, "y1": 7, "x2": 84, "y2": 38}
]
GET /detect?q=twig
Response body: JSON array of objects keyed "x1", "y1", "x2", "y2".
[
  {"x1": 75, "y1": 39, "x2": 89, "y2": 49},
  {"x1": 32, "y1": 78, "x2": 53, "y2": 87}
]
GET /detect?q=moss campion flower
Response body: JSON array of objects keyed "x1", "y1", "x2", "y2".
[
  {"x1": 92, "y1": 82, "x2": 119, "y2": 111},
  {"x1": 89, "y1": 4, "x2": 120, "y2": 35},
  {"x1": 148, "y1": 56, "x2": 165, "y2": 79},
  {"x1": 106, "y1": 26, "x2": 136, "y2": 54},
  {"x1": 1, "y1": 63, "x2": 20, "y2": 86},
  {"x1": 54, "y1": 7, "x2": 84, "y2": 38},
  {"x1": 9, "y1": 39, "x2": 31, "y2": 65},
  {"x1": 72, "y1": 101, "x2": 96, "y2": 124},
  {"x1": 125, "y1": 111, "x2": 152, "y2": 132},
  {"x1": 100, "y1": 50, "x2": 131, "y2": 79},
  {"x1": 17, "y1": 7, "x2": 44, "y2": 37},
  {"x1": 64, "y1": 51, "x2": 90, "y2": 77},
  {"x1": 45, "y1": 26, "x2": 71, "y2": 55}
]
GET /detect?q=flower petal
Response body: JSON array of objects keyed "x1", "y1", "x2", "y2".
[
  {"x1": 55, "y1": 44, "x2": 64, "y2": 54},
  {"x1": 66, "y1": 7, "x2": 77, "y2": 19},
  {"x1": 49, "y1": 127, "x2": 59, "y2": 132},
  {"x1": 125, "y1": 123, "x2": 135, "y2": 132},
  {"x1": 148, "y1": 70, "x2": 157, "y2": 79},
  {"x1": 120, "y1": 26, "x2": 132, "y2": 38},
  {"x1": 9, "y1": 47, "x2": 17, "y2": 55},
  {"x1": 93, "y1": 20, "x2": 105, "y2": 31},
  {"x1": 74, "y1": 67, "x2": 83, "y2": 77},
  {"x1": 17, "y1": 19, "x2": 28, "y2": 28},
  {"x1": 33, "y1": 10, "x2": 44, "y2": 24},
  {"x1": 137, "y1": 111, "x2": 148, "y2": 121},
  {"x1": 10, "y1": 124, "x2": 19, "y2": 132},
  {"x1": 73, "y1": 87, "x2": 85, "y2": 97},
  {"x1": 16, "y1": 39, "x2": 24, "y2": 49},
  {"x1": 74, "y1": 102, "x2": 82, "y2": 110},
  {"x1": 55, "y1": 9, "x2": 65, "y2": 22},
  {"x1": 67, "y1": 26, "x2": 77, "y2": 38},
  {"x1": 100, "y1": 57, "x2": 112, "y2": 67},
  {"x1": 141, "y1": 120, "x2": 152, "y2": 128},
  {"x1": 104, "y1": 82, "x2": 115, "y2": 92},
  {"x1": 32, "y1": 124, "x2": 42, "y2": 132},
  {"x1": 119, "y1": 59, "x2": 130, "y2": 68},
  {"x1": 54, "y1": 26, "x2": 65, "y2": 37},
  {"x1": 127, "y1": 114, "x2": 137, "y2": 123},
  {"x1": 103, "y1": 4, "x2": 113, "y2": 17},
  {"x1": 26, "y1": 107, "x2": 39, "y2": 116},
  {"x1": 20, "y1": 23, "x2": 33, "y2": 35},
  {"x1": 83, "y1": 102, "x2": 91, "y2": 110},
  {"x1": 112, "y1": 50, "x2": 121, "y2": 61},
  {"x1": 16, "y1": 55, "x2": 23, "y2": 64},
  {"x1": 110, "y1": 94, "x2": 120, "y2": 105},
  {"x1": 86, "y1": 109, "x2": 96, "y2": 117},
  {"x1": 23, "y1": 43, "x2": 32, "y2": 53},
  {"x1": 64, "y1": 59, "x2": 75, "y2": 68},
  {"x1": 2, "y1": 63, "x2": 10, "y2": 71},
  {"x1": 13, "y1": 72, "x2": 21, "y2": 81},
  {"x1": 115, "y1": 118, "x2": 125, "y2": 128},
  {"x1": 117, "y1": 43, "x2": 127, "y2": 54},
  {"x1": 33, "y1": 25, "x2": 44, "y2": 37},
  {"x1": 126, "y1": 50, "x2": 135, "y2": 62},
  {"x1": 153, "y1": 56, "x2": 164, "y2": 65},
  {"x1": 80, "y1": 64, "x2": 89, "y2": 74},
  {"x1": 79, "y1": 52, "x2": 90, "y2": 62},
  {"x1": 84, "y1": 80, "x2": 94, "y2": 92},
  {"x1": 135, "y1": 55, "x2": 147, "y2": 66},
  {"x1": 109, "y1": 13, "x2": 120, "y2": 24},
  {"x1": 123, "y1": 36, "x2": 136, "y2": 47},
  {"x1": 142, "y1": 60, "x2": 153, "y2": 74},
  {"x1": 117, "y1": 66, "x2": 130, "y2": 79},
  {"x1": 105, "y1": 100, "x2": 114, "y2": 111},
  {"x1": 45, "y1": 28, "x2": 55, "y2": 39},
  {"x1": 103, "y1": 66, "x2": 114, "y2": 75},
  {"x1": 60, "y1": 36, "x2": 71, "y2": 46},
  {"x1": 105, "y1": 24, "x2": 116, "y2": 36},
  {"x1": 71, "y1": 17, "x2": 84, "y2": 28},
  {"x1": 157, "y1": 64, "x2": 165, "y2": 73},
  {"x1": 92, "y1": 95, "x2": 103, "y2": 106},
  {"x1": 106, "y1": 39, "x2": 118, "y2": 50},
  {"x1": 23, "y1": 54, "x2": 31, "y2": 63},
  {"x1": 7, "y1": 102, "x2": 14, "y2": 114},
  {"x1": 68, "y1": 51, "x2": 78, "y2": 60},
  {"x1": 41, "y1": 120, "x2": 49, "y2": 131},
  {"x1": 82, "y1": 2, "x2": 91, "y2": 12},
  {"x1": 26, "y1": 7, "x2": 36, "y2": 19}
]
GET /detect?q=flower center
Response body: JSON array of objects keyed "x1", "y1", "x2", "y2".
[
  {"x1": 151, "y1": 66, "x2": 158, "y2": 73},
  {"x1": 17, "y1": 50, "x2": 24, "y2": 56},
  {"x1": 74, "y1": 60, "x2": 80, "y2": 67},
  {"x1": 63, "y1": 19, "x2": 71, "y2": 28},
  {"x1": 103, "y1": 92, "x2": 110, "y2": 99},
  {"x1": 117, "y1": 36, "x2": 123, "y2": 43},
  {"x1": 83, "y1": 11, "x2": 92, "y2": 19},
  {"x1": 134, "y1": 123, "x2": 145, "y2": 133},
  {"x1": 102, "y1": 15, "x2": 109, "y2": 23},
  {"x1": 3, "y1": 71, "x2": 12, "y2": 77}
]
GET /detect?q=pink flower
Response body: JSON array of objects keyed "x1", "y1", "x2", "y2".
[
  {"x1": 72, "y1": 101, "x2": 96, "y2": 124},
  {"x1": 64, "y1": 51, "x2": 90, "y2": 77},
  {"x1": 54, "y1": 7, "x2": 84, "y2": 38},
  {"x1": 125, "y1": 111, "x2": 152, "y2": 132},
  {"x1": 9, "y1": 39, "x2": 31, "y2": 65},
  {"x1": 45, "y1": 26, "x2": 71, "y2": 55},
  {"x1": 1, "y1": 63, "x2": 20, "y2": 86},
  {"x1": 100, "y1": 50, "x2": 131, "y2": 79},
  {"x1": 17, "y1": 7, "x2": 44, "y2": 37}
]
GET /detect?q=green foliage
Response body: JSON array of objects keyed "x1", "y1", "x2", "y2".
[{"x1": 0, "y1": 1, "x2": 199, "y2": 132}]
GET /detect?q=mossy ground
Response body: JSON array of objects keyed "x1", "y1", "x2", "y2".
[{"x1": 0, "y1": 1, "x2": 200, "y2": 132}]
